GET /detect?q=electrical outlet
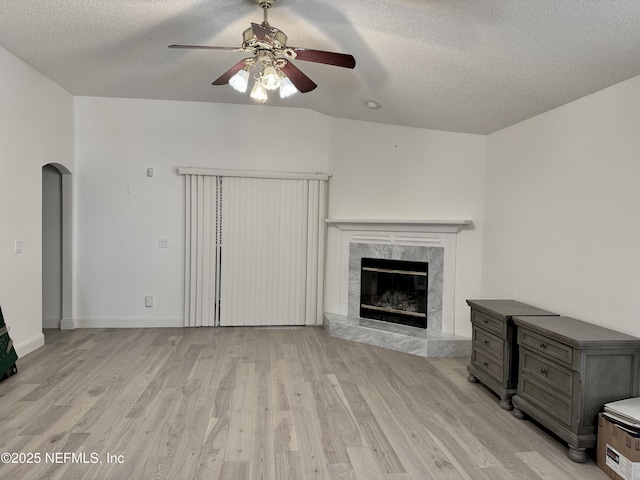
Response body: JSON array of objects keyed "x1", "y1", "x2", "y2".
[
  {"x1": 145, "y1": 296, "x2": 153, "y2": 307},
  {"x1": 159, "y1": 238, "x2": 169, "y2": 248}
]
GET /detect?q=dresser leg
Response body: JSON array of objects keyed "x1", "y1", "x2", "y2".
[
  {"x1": 567, "y1": 446, "x2": 587, "y2": 463},
  {"x1": 499, "y1": 397, "x2": 513, "y2": 410},
  {"x1": 467, "y1": 374, "x2": 478, "y2": 383},
  {"x1": 512, "y1": 407, "x2": 526, "y2": 420}
]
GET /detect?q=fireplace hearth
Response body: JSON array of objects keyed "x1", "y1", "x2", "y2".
[{"x1": 359, "y1": 258, "x2": 428, "y2": 328}]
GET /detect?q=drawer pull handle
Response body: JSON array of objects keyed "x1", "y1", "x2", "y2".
[
  {"x1": 483, "y1": 340, "x2": 489, "y2": 346},
  {"x1": 483, "y1": 319, "x2": 489, "y2": 324},
  {"x1": 539, "y1": 342, "x2": 547, "y2": 349},
  {"x1": 483, "y1": 362, "x2": 489, "y2": 367},
  {"x1": 540, "y1": 368, "x2": 548, "y2": 375}
]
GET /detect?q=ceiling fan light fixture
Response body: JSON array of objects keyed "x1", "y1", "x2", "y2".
[
  {"x1": 170, "y1": 0, "x2": 355, "y2": 103},
  {"x1": 250, "y1": 80, "x2": 268, "y2": 103},
  {"x1": 279, "y1": 76, "x2": 297, "y2": 98},
  {"x1": 229, "y1": 69, "x2": 250, "y2": 93},
  {"x1": 262, "y1": 65, "x2": 281, "y2": 90}
]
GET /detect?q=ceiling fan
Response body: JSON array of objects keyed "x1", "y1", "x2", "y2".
[{"x1": 169, "y1": 0, "x2": 356, "y2": 102}]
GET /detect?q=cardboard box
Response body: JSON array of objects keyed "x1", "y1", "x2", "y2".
[{"x1": 597, "y1": 413, "x2": 640, "y2": 480}]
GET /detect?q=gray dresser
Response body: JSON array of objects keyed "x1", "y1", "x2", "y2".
[
  {"x1": 511, "y1": 315, "x2": 640, "y2": 463},
  {"x1": 466, "y1": 300, "x2": 558, "y2": 410}
]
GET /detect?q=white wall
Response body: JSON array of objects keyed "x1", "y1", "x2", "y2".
[
  {"x1": 74, "y1": 99, "x2": 486, "y2": 336},
  {"x1": 324, "y1": 119, "x2": 487, "y2": 337},
  {"x1": 73, "y1": 97, "x2": 331, "y2": 327},
  {"x1": 0, "y1": 47, "x2": 74, "y2": 356},
  {"x1": 484, "y1": 75, "x2": 640, "y2": 337}
]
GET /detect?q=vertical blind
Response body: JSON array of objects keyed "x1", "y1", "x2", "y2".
[
  {"x1": 179, "y1": 168, "x2": 328, "y2": 327},
  {"x1": 183, "y1": 175, "x2": 221, "y2": 327}
]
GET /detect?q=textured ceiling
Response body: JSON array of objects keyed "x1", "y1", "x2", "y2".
[{"x1": 1, "y1": 0, "x2": 640, "y2": 134}]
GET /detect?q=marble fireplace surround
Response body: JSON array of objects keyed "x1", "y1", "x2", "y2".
[{"x1": 324, "y1": 219, "x2": 473, "y2": 357}]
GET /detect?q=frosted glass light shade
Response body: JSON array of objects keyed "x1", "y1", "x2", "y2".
[
  {"x1": 262, "y1": 65, "x2": 281, "y2": 90},
  {"x1": 279, "y1": 76, "x2": 297, "y2": 98},
  {"x1": 229, "y1": 69, "x2": 249, "y2": 93},
  {"x1": 250, "y1": 80, "x2": 268, "y2": 102}
]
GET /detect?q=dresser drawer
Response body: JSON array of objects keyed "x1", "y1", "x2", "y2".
[
  {"x1": 521, "y1": 350, "x2": 573, "y2": 396},
  {"x1": 471, "y1": 310, "x2": 504, "y2": 337},
  {"x1": 473, "y1": 327, "x2": 504, "y2": 358},
  {"x1": 520, "y1": 375, "x2": 572, "y2": 427},
  {"x1": 472, "y1": 348, "x2": 503, "y2": 384},
  {"x1": 519, "y1": 329, "x2": 573, "y2": 366}
]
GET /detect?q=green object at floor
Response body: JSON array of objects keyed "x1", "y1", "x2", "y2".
[{"x1": 0, "y1": 306, "x2": 18, "y2": 382}]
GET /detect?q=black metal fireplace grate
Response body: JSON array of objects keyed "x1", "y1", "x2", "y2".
[{"x1": 359, "y1": 258, "x2": 428, "y2": 329}]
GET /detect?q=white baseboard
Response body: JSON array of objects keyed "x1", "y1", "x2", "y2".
[
  {"x1": 72, "y1": 317, "x2": 183, "y2": 328},
  {"x1": 14, "y1": 333, "x2": 45, "y2": 358}
]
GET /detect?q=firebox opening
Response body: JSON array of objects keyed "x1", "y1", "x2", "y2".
[{"x1": 359, "y1": 258, "x2": 428, "y2": 329}]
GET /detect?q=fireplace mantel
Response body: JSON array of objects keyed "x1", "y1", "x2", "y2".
[{"x1": 325, "y1": 219, "x2": 472, "y2": 234}]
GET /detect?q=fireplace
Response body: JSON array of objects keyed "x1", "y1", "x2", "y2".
[
  {"x1": 324, "y1": 219, "x2": 473, "y2": 357},
  {"x1": 359, "y1": 258, "x2": 428, "y2": 329}
]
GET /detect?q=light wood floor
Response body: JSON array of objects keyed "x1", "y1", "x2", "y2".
[{"x1": 0, "y1": 327, "x2": 608, "y2": 480}]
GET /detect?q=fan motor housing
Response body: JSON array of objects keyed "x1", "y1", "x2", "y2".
[{"x1": 243, "y1": 26, "x2": 288, "y2": 50}]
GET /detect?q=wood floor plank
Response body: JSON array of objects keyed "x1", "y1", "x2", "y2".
[
  {"x1": 346, "y1": 446, "x2": 385, "y2": 480},
  {"x1": 0, "y1": 326, "x2": 611, "y2": 480},
  {"x1": 225, "y1": 361, "x2": 256, "y2": 462},
  {"x1": 249, "y1": 333, "x2": 276, "y2": 480},
  {"x1": 271, "y1": 357, "x2": 298, "y2": 453},
  {"x1": 140, "y1": 456, "x2": 171, "y2": 480},
  {"x1": 274, "y1": 451, "x2": 304, "y2": 480},
  {"x1": 516, "y1": 451, "x2": 601, "y2": 480},
  {"x1": 312, "y1": 384, "x2": 349, "y2": 464},
  {"x1": 355, "y1": 418, "x2": 406, "y2": 475},
  {"x1": 410, "y1": 403, "x2": 503, "y2": 471},
  {"x1": 219, "y1": 460, "x2": 249, "y2": 480},
  {"x1": 20, "y1": 404, "x2": 74, "y2": 435},
  {"x1": 283, "y1": 343, "x2": 317, "y2": 412},
  {"x1": 211, "y1": 356, "x2": 239, "y2": 418},
  {"x1": 165, "y1": 344, "x2": 204, "y2": 388},
  {"x1": 163, "y1": 380, "x2": 212, "y2": 480},
  {"x1": 326, "y1": 462, "x2": 357, "y2": 480},
  {"x1": 293, "y1": 409, "x2": 330, "y2": 480},
  {"x1": 273, "y1": 412, "x2": 297, "y2": 454},
  {"x1": 194, "y1": 417, "x2": 230, "y2": 480},
  {"x1": 356, "y1": 387, "x2": 446, "y2": 479}
]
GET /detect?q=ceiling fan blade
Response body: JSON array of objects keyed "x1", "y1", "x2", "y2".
[
  {"x1": 280, "y1": 61, "x2": 317, "y2": 93},
  {"x1": 251, "y1": 22, "x2": 273, "y2": 42},
  {"x1": 291, "y1": 48, "x2": 356, "y2": 69},
  {"x1": 169, "y1": 44, "x2": 238, "y2": 51},
  {"x1": 212, "y1": 58, "x2": 252, "y2": 85}
]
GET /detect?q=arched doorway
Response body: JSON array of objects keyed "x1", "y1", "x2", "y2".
[{"x1": 42, "y1": 163, "x2": 72, "y2": 329}]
